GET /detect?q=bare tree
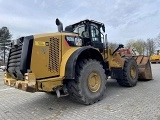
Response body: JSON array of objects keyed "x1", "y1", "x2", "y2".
[
  {"x1": 126, "y1": 39, "x2": 135, "y2": 48},
  {"x1": 156, "y1": 33, "x2": 160, "y2": 47},
  {"x1": 146, "y1": 38, "x2": 157, "y2": 56},
  {"x1": 126, "y1": 39, "x2": 145, "y2": 55},
  {"x1": 108, "y1": 42, "x2": 119, "y2": 50}
]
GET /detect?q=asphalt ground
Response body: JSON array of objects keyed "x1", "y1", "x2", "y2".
[{"x1": 0, "y1": 64, "x2": 160, "y2": 120}]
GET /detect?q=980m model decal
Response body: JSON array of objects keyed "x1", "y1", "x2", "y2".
[{"x1": 65, "y1": 36, "x2": 82, "y2": 47}]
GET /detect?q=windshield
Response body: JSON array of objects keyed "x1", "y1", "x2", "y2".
[{"x1": 73, "y1": 25, "x2": 85, "y2": 36}]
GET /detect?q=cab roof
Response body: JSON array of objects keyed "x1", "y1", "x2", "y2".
[{"x1": 69, "y1": 19, "x2": 104, "y2": 27}]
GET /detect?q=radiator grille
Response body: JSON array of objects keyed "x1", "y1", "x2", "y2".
[
  {"x1": 7, "y1": 44, "x2": 23, "y2": 79},
  {"x1": 48, "y1": 37, "x2": 59, "y2": 74}
]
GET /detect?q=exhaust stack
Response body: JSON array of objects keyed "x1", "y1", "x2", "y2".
[{"x1": 55, "y1": 18, "x2": 63, "y2": 32}]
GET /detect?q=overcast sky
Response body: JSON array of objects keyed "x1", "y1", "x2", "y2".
[{"x1": 0, "y1": 0, "x2": 160, "y2": 43}]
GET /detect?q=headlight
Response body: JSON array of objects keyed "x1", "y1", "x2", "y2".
[
  {"x1": 4, "y1": 73, "x2": 7, "y2": 77},
  {"x1": 74, "y1": 37, "x2": 82, "y2": 46},
  {"x1": 25, "y1": 76, "x2": 29, "y2": 80}
]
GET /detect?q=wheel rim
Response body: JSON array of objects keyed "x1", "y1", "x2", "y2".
[
  {"x1": 130, "y1": 66, "x2": 136, "y2": 79},
  {"x1": 88, "y1": 71, "x2": 101, "y2": 92}
]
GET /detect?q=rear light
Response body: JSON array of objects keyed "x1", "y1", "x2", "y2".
[{"x1": 25, "y1": 75, "x2": 28, "y2": 80}]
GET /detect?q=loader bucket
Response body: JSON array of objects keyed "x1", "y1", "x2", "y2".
[{"x1": 133, "y1": 55, "x2": 153, "y2": 80}]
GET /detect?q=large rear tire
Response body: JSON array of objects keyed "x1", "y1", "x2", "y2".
[
  {"x1": 66, "y1": 59, "x2": 106, "y2": 105},
  {"x1": 117, "y1": 58, "x2": 138, "y2": 87}
]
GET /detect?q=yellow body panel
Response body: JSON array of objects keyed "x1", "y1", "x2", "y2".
[
  {"x1": 150, "y1": 55, "x2": 160, "y2": 61},
  {"x1": 31, "y1": 33, "x2": 62, "y2": 79},
  {"x1": 37, "y1": 77, "x2": 63, "y2": 91},
  {"x1": 4, "y1": 72, "x2": 63, "y2": 92},
  {"x1": 150, "y1": 50, "x2": 160, "y2": 62},
  {"x1": 106, "y1": 49, "x2": 124, "y2": 68},
  {"x1": 60, "y1": 47, "x2": 80, "y2": 77},
  {"x1": 31, "y1": 32, "x2": 78, "y2": 79}
]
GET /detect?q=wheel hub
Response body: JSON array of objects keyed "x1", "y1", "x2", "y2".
[
  {"x1": 88, "y1": 72, "x2": 101, "y2": 92},
  {"x1": 130, "y1": 66, "x2": 136, "y2": 79}
]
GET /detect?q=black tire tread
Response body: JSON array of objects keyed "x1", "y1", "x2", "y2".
[
  {"x1": 66, "y1": 59, "x2": 106, "y2": 105},
  {"x1": 117, "y1": 57, "x2": 138, "y2": 87}
]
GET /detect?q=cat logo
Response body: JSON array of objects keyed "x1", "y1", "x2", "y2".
[{"x1": 42, "y1": 48, "x2": 47, "y2": 54}]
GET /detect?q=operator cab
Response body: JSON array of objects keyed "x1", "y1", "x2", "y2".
[{"x1": 65, "y1": 19, "x2": 105, "y2": 52}]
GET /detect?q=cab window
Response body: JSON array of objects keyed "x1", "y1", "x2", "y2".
[
  {"x1": 73, "y1": 25, "x2": 86, "y2": 37},
  {"x1": 90, "y1": 24, "x2": 101, "y2": 42}
]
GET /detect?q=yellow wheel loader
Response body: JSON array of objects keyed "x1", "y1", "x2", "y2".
[
  {"x1": 150, "y1": 50, "x2": 160, "y2": 64},
  {"x1": 4, "y1": 18, "x2": 152, "y2": 105}
]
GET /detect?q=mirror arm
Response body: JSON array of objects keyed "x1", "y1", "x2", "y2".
[{"x1": 112, "y1": 44, "x2": 124, "y2": 55}]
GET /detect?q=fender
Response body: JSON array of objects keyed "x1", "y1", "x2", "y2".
[
  {"x1": 60, "y1": 47, "x2": 80, "y2": 77},
  {"x1": 64, "y1": 46, "x2": 104, "y2": 79}
]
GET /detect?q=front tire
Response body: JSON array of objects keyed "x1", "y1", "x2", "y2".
[
  {"x1": 117, "y1": 58, "x2": 138, "y2": 87},
  {"x1": 66, "y1": 59, "x2": 107, "y2": 105}
]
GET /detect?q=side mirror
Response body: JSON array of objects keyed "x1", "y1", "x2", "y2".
[
  {"x1": 102, "y1": 24, "x2": 105, "y2": 32},
  {"x1": 119, "y1": 44, "x2": 124, "y2": 48},
  {"x1": 55, "y1": 18, "x2": 63, "y2": 32}
]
